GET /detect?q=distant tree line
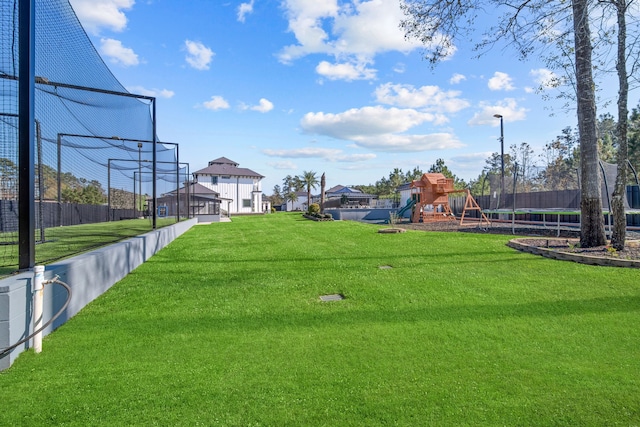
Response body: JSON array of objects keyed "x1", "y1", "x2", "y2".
[
  {"x1": 267, "y1": 106, "x2": 640, "y2": 208},
  {"x1": 398, "y1": 0, "x2": 639, "y2": 249},
  {"x1": 0, "y1": 158, "x2": 144, "y2": 209},
  {"x1": 269, "y1": 171, "x2": 320, "y2": 211}
]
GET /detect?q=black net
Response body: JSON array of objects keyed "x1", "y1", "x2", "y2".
[
  {"x1": 600, "y1": 161, "x2": 632, "y2": 211},
  {"x1": 0, "y1": 0, "x2": 187, "y2": 272},
  {"x1": 475, "y1": 162, "x2": 581, "y2": 215}
]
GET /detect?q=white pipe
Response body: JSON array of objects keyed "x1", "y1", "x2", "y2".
[{"x1": 33, "y1": 265, "x2": 45, "y2": 353}]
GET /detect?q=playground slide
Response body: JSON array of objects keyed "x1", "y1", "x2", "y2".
[{"x1": 396, "y1": 199, "x2": 416, "y2": 218}]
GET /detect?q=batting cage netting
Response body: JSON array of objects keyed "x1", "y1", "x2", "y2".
[{"x1": 1, "y1": 0, "x2": 188, "y2": 272}]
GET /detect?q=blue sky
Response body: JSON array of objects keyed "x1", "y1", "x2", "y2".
[{"x1": 67, "y1": 0, "x2": 632, "y2": 193}]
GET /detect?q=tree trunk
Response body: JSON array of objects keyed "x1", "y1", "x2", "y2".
[
  {"x1": 320, "y1": 173, "x2": 326, "y2": 213},
  {"x1": 573, "y1": 0, "x2": 607, "y2": 247},
  {"x1": 611, "y1": 0, "x2": 628, "y2": 250}
]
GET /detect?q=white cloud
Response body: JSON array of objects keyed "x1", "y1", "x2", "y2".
[
  {"x1": 202, "y1": 96, "x2": 230, "y2": 111},
  {"x1": 530, "y1": 68, "x2": 562, "y2": 89},
  {"x1": 467, "y1": 98, "x2": 528, "y2": 126},
  {"x1": 69, "y1": 0, "x2": 134, "y2": 35},
  {"x1": 351, "y1": 133, "x2": 464, "y2": 152},
  {"x1": 374, "y1": 83, "x2": 470, "y2": 114},
  {"x1": 184, "y1": 40, "x2": 214, "y2": 70},
  {"x1": 447, "y1": 152, "x2": 494, "y2": 180},
  {"x1": 449, "y1": 73, "x2": 466, "y2": 84},
  {"x1": 127, "y1": 86, "x2": 174, "y2": 98},
  {"x1": 263, "y1": 147, "x2": 376, "y2": 162},
  {"x1": 267, "y1": 160, "x2": 298, "y2": 170},
  {"x1": 450, "y1": 152, "x2": 494, "y2": 165},
  {"x1": 393, "y1": 63, "x2": 406, "y2": 74},
  {"x1": 278, "y1": 0, "x2": 424, "y2": 79},
  {"x1": 299, "y1": 105, "x2": 464, "y2": 152},
  {"x1": 330, "y1": 0, "x2": 423, "y2": 57},
  {"x1": 301, "y1": 106, "x2": 434, "y2": 139},
  {"x1": 277, "y1": 0, "x2": 339, "y2": 64},
  {"x1": 316, "y1": 61, "x2": 376, "y2": 81},
  {"x1": 264, "y1": 147, "x2": 342, "y2": 158},
  {"x1": 237, "y1": 0, "x2": 255, "y2": 23},
  {"x1": 100, "y1": 38, "x2": 139, "y2": 66},
  {"x1": 488, "y1": 71, "x2": 515, "y2": 91},
  {"x1": 243, "y1": 98, "x2": 274, "y2": 113},
  {"x1": 337, "y1": 153, "x2": 378, "y2": 162}
]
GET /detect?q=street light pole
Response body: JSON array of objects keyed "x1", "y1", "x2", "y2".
[{"x1": 493, "y1": 114, "x2": 505, "y2": 200}]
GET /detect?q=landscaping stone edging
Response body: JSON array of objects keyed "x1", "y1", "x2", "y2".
[
  {"x1": 303, "y1": 214, "x2": 334, "y2": 221},
  {"x1": 507, "y1": 238, "x2": 640, "y2": 268}
]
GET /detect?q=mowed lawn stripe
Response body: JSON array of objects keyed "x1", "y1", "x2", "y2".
[{"x1": 1, "y1": 213, "x2": 638, "y2": 426}]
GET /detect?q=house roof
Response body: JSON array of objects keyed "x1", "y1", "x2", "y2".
[
  {"x1": 188, "y1": 182, "x2": 220, "y2": 196},
  {"x1": 208, "y1": 157, "x2": 238, "y2": 167},
  {"x1": 164, "y1": 182, "x2": 220, "y2": 197},
  {"x1": 193, "y1": 157, "x2": 264, "y2": 178},
  {"x1": 326, "y1": 185, "x2": 363, "y2": 194},
  {"x1": 325, "y1": 185, "x2": 375, "y2": 198}
]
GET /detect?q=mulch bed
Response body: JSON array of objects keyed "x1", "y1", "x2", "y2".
[{"x1": 393, "y1": 219, "x2": 640, "y2": 262}]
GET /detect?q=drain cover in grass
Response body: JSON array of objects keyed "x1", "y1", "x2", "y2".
[
  {"x1": 319, "y1": 294, "x2": 345, "y2": 301},
  {"x1": 379, "y1": 265, "x2": 393, "y2": 269}
]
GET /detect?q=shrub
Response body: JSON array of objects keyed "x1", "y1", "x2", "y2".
[
  {"x1": 308, "y1": 203, "x2": 320, "y2": 215},
  {"x1": 323, "y1": 213, "x2": 333, "y2": 219}
]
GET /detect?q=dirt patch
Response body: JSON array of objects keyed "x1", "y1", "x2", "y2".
[{"x1": 378, "y1": 228, "x2": 406, "y2": 234}]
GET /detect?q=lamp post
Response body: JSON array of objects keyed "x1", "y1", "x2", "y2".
[{"x1": 493, "y1": 114, "x2": 505, "y2": 199}]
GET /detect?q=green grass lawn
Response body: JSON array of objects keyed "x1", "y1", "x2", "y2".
[
  {"x1": 0, "y1": 217, "x2": 179, "y2": 277},
  {"x1": 1, "y1": 213, "x2": 639, "y2": 425}
]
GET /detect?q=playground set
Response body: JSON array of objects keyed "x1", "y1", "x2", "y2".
[{"x1": 397, "y1": 173, "x2": 490, "y2": 225}]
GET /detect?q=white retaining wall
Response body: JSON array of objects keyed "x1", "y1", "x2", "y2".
[{"x1": 0, "y1": 218, "x2": 197, "y2": 371}]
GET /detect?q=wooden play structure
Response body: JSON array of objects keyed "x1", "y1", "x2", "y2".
[{"x1": 409, "y1": 173, "x2": 490, "y2": 225}]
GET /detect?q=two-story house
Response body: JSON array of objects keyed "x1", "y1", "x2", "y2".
[{"x1": 193, "y1": 157, "x2": 265, "y2": 214}]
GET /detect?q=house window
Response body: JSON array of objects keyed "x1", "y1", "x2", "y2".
[
  {"x1": 221, "y1": 175, "x2": 231, "y2": 180},
  {"x1": 211, "y1": 176, "x2": 218, "y2": 185},
  {"x1": 242, "y1": 199, "x2": 251, "y2": 208}
]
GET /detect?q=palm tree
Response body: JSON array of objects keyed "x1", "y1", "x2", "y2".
[
  {"x1": 286, "y1": 191, "x2": 298, "y2": 211},
  {"x1": 300, "y1": 170, "x2": 319, "y2": 212}
]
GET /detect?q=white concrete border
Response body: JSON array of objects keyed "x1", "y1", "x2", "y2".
[{"x1": 0, "y1": 218, "x2": 197, "y2": 371}]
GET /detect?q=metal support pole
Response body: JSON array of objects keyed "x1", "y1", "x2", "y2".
[
  {"x1": 133, "y1": 171, "x2": 136, "y2": 216},
  {"x1": 36, "y1": 120, "x2": 44, "y2": 243},
  {"x1": 175, "y1": 145, "x2": 179, "y2": 222},
  {"x1": 152, "y1": 99, "x2": 157, "y2": 229},
  {"x1": 185, "y1": 163, "x2": 190, "y2": 219},
  {"x1": 107, "y1": 160, "x2": 111, "y2": 221},
  {"x1": 512, "y1": 163, "x2": 518, "y2": 235},
  {"x1": 138, "y1": 142, "x2": 142, "y2": 217},
  {"x1": 57, "y1": 134, "x2": 62, "y2": 226},
  {"x1": 18, "y1": 0, "x2": 36, "y2": 270},
  {"x1": 493, "y1": 114, "x2": 505, "y2": 210},
  {"x1": 499, "y1": 118, "x2": 505, "y2": 199}
]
